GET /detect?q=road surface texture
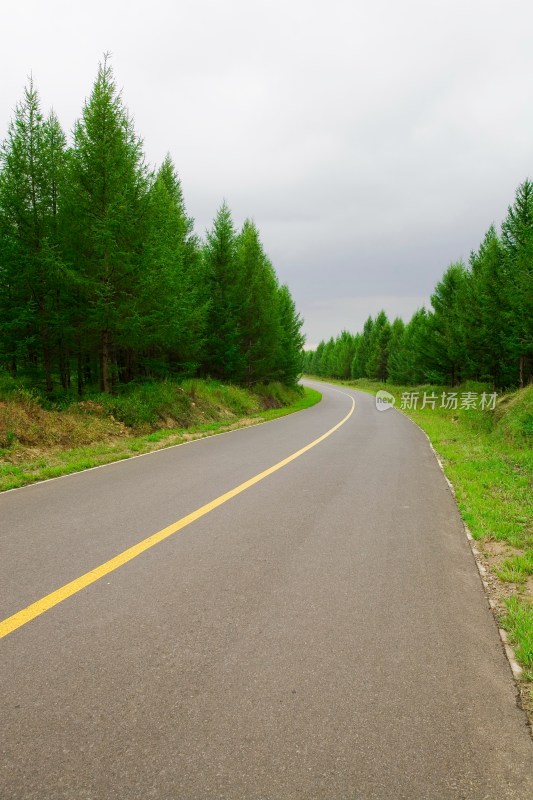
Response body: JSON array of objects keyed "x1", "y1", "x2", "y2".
[{"x1": 1, "y1": 381, "x2": 531, "y2": 799}]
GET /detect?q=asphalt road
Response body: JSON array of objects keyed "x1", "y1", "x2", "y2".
[{"x1": 1, "y1": 380, "x2": 531, "y2": 799}]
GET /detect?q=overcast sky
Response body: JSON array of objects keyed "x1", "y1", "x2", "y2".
[{"x1": 3, "y1": 1, "x2": 533, "y2": 347}]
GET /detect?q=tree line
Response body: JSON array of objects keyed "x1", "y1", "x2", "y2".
[
  {"x1": 305, "y1": 181, "x2": 533, "y2": 389},
  {"x1": 0, "y1": 58, "x2": 304, "y2": 395}
]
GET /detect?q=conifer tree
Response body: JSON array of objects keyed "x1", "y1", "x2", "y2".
[
  {"x1": 332, "y1": 330, "x2": 356, "y2": 379},
  {"x1": 42, "y1": 110, "x2": 70, "y2": 388},
  {"x1": 0, "y1": 80, "x2": 67, "y2": 390},
  {"x1": 386, "y1": 317, "x2": 406, "y2": 384},
  {"x1": 234, "y1": 219, "x2": 281, "y2": 384},
  {"x1": 393, "y1": 309, "x2": 430, "y2": 384},
  {"x1": 311, "y1": 340, "x2": 326, "y2": 375},
  {"x1": 64, "y1": 56, "x2": 150, "y2": 392},
  {"x1": 138, "y1": 155, "x2": 206, "y2": 376},
  {"x1": 500, "y1": 180, "x2": 533, "y2": 386},
  {"x1": 276, "y1": 284, "x2": 305, "y2": 384},
  {"x1": 467, "y1": 226, "x2": 506, "y2": 385},
  {"x1": 365, "y1": 310, "x2": 391, "y2": 380},
  {"x1": 202, "y1": 202, "x2": 244, "y2": 381},
  {"x1": 351, "y1": 317, "x2": 373, "y2": 378},
  {"x1": 428, "y1": 262, "x2": 469, "y2": 384}
]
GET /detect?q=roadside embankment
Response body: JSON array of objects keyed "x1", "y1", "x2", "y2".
[{"x1": 0, "y1": 377, "x2": 321, "y2": 492}]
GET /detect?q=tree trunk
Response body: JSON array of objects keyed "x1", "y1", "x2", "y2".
[
  {"x1": 41, "y1": 329, "x2": 53, "y2": 393},
  {"x1": 37, "y1": 296, "x2": 53, "y2": 392},
  {"x1": 100, "y1": 329, "x2": 110, "y2": 393},
  {"x1": 84, "y1": 355, "x2": 92, "y2": 386},
  {"x1": 59, "y1": 346, "x2": 70, "y2": 391},
  {"x1": 43, "y1": 343, "x2": 53, "y2": 393},
  {"x1": 77, "y1": 349, "x2": 84, "y2": 397}
]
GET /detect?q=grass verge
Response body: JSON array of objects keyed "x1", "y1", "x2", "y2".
[
  {"x1": 306, "y1": 375, "x2": 533, "y2": 709},
  {"x1": 0, "y1": 379, "x2": 321, "y2": 492}
]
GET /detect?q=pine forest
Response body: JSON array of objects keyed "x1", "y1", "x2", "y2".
[
  {"x1": 305, "y1": 182, "x2": 533, "y2": 390},
  {"x1": 0, "y1": 59, "x2": 305, "y2": 397}
]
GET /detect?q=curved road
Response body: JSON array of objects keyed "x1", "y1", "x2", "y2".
[{"x1": 1, "y1": 381, "x2": 531, "y2": 799}]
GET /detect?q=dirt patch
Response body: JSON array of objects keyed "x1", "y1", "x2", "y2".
[
  {"x1": 477, "y1": 541, "x2": 531, "y2": 602},
  {"x1": 483, "y1": 541, "x2": 515, "y2": 557}
]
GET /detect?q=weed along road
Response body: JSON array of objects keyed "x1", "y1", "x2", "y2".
[{"x1": 1, "y1": 382, "x2": 531, "y2": 799}]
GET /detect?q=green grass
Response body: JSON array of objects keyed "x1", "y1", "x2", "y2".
[
  {"x1": 501, "y1": 597, "x2": 533, "y2": 681},
  {"x1": 306, "y1": 375, "x2": 533, "y2": 681},
  {"x1": 496, "y1": 552, "x2": 533, "y2": 584},
  {"x1": 0, "y1": 380, "x2": 321, "y2": 492}
]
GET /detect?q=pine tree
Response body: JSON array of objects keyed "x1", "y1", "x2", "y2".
[
  {"x1": 276, "y1": 284, "x2": 305, "y2": 384},
  {"x1": 500, "y1": 180, "x2": 533, "y2": 386},
  {"x1": 311, "y1": 340, "x2": 326, "y2": 375},
  {"x1": 365, "y1": 310, "x2": 391, "y2": 380},
  {"x1": 428, "y1": 262, "x2": 469, "y2": 384},
  {"x1": 351, "y1": 317, "x2": 373, "y2": 378},
  {"x1": 321, "y1": 338, "x2": 336, "y2": 377},
  {"x1": 349, "y1": 334, "x2": 362, "y2": 379},
  {"x1": 137, "y1": 155, "x2": 206, "y2": 377},
  {"x1": 332, "y1": 331, "x2": 356, "y2": 379},
  {"x1": 202, "y1": 202, "x2": 244, "y2": 381},
  {"x1": 467, "y1": 226, "x2": 508, "y2": 385},
  {"x1": 0, "y1": 80, "x2": 67, "y2": 391},
  {"x1": 233, "y1": 220, "x2": 281, "y2": 384},
  {"x1": 386, "y1": 317, "x2": 406, "y2": 383},
  {"x1": 64, "y1": 56, "x2": 150, "y2": 392},
  {"x1": 42, "y1": 110, "x2": 70, "y2": 389},
  {"x1": 384, "y1": 309, "x2": 430, "y2": 384}
]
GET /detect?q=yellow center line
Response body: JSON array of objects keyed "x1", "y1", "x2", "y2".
[{"x1": 0, "y1": 393, "x2": 355, "y2": 640}]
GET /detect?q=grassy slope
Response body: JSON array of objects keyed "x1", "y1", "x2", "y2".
[
  {"x1": 306, "y1": 376, "x2": 533, "y2": 694},
  {"x1": 0, "y1": 378, "x2": 321, "y2": 492}
]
